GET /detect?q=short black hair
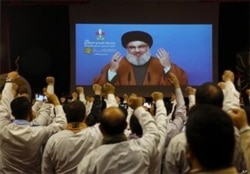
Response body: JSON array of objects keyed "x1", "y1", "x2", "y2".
[
  {"x1": 64, "y1": 100, "x2": 86, "y2": 123},
  {"x1": 129, "y1": 114, "x2": 143, "y2": 137},
  {"x1": 186, "y1": 104, "x2": 235, "y2": 170},
  {"x1": 195, "y1": 82, "x2": 224, "y2": 108},
  {"x1": 100, "y1": 107, "x2": 127, "y2": 136},
  {"x1": 11, "y1": 96, "x2": 32, "y2": 120}
]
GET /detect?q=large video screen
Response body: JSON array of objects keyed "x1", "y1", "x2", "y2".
[{"x1": 75, "y1": 24, "x2": 212, "y2": 86}]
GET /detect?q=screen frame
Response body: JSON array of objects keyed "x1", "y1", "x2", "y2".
[{"x1": 69, "y1": 1, "x2": 219, "y2": 97}]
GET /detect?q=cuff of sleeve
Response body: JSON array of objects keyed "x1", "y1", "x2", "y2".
[{"x1": 239, "y1": 126, "x2": 250, "y2": 134}]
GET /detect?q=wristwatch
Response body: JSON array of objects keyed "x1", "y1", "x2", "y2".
[{"x1": 5, "y1": 77, "x2": 13, "y2": 83}]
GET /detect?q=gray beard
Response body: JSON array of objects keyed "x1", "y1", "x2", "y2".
[{"x1": 126, "y1": 51, "x2": 151, "y2": 66}]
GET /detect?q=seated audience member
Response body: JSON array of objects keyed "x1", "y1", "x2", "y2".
[
  {"x1": 0, "y1": 71, "x2": 67, "y2": 173},
  {"x1": 42, "y1": 84, "x2": 104, "y2": 173},
  {"x1": 77, "y1": 96, "x2": 160, "y2": 174},
  {"x1": 163, "y1": 73, "x2": 246, "y2": 173},
  {"x1": 229, "y1": 107, "x2": 250, "y2": 172},
  {"x1": 186, "y1": 104, "x2": 237, "y2": 173}
]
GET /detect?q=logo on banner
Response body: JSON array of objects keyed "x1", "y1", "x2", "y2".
[{"x1": 96, "y1": 29, "x2": 105, "y2": 40}]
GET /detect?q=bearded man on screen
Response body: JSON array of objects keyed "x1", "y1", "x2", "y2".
[{"x1": 93, "y1": 31, "x2": 188, "y2": 86}]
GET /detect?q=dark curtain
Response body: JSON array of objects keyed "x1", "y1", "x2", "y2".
[{"x1": 0, "y1": 5, "x2": 11, "y2": 74}]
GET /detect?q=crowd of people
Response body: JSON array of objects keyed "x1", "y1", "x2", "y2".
[{"x1": 0, "y1": 70, "x2": 249, "y2": 174}]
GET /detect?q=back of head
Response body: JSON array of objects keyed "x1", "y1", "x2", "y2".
[
  {"x1": 64, "y1": 100, "x2": 86, "y2": 123},
  {"x1": 11, "y1": 96, "x2": 32, "y2": 120},
  {"x1": 186, "y1": 104, "x2": 235, "y2": 170},
  {"x1": 100, "y1": 106, "x2": 127, "y2": 136},
  {"x1": 195, "y1": 82, "x2": 224, "y2": 108},
  {"x1": 129, "y1": 114, "x2": 143, "y2": 137}
]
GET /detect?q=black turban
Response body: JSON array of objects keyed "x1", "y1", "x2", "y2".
[{"x1": 121, "y1": 31, "x2": 153, "y2": 48}]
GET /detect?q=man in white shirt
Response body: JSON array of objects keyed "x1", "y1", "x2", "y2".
[
  {"x1": 163, "y1": 71, "x2": 246, "y2": 173},
  {"x1": 0, "y1": 71, "x2": 67, "y2": 173},
  {"x1": 42, "y1": 84, "x2": 104, "y2": 174},
  {"x1": 77, "y1": 96, "x2": 160, "y2": 174}
]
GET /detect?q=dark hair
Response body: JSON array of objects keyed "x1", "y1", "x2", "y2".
[
  {"x1": 100, "y1": 107, "x2": 127, "y2": 135},
  {"x1": 64, "y1": 100, "x2": 86, "y2": 123},
  {"x1": 186, "y1": 104, "x2": 235, "y2": 170},
  {"x1": 11, "y1": 96, "x2": 32, "y2": 120},
  {"x1": 129, "y1": 114, "x2": 143, "y2": 137},
  {"x1": 195, "y1": 82, "x2": 224, "y2": 108}
]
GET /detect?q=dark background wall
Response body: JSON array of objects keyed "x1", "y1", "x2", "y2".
[
  {"x1": 1, "y1": 1, "x2": 249, "y2": 99},
  {"x1": 7, "y1": 5, "x2": 70, "y2": 95}
]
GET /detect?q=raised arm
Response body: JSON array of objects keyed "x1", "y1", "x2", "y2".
[
  {"x1": 165, "y1": 73, "x2": 186, "y2": 146},
  {"x1": 228, "y1": 108, "x2": 250, "y2": 172},
  {"x1": 42, "y1": 93, "x2": 67, "y2": 142},
  {"x1": 76, "y1": 86, "x2": 86, "y2": 105},
  {"x1": 128, "y1": 96, "x2": 160, "y2": 156},
  {"x1": 221, "y1": 70, "x2": 240, "y2": 112},
  {"x1": 0, "y1": 71, "x2": 19, "y2": 126},
  {"x1": 86, "y1": 84, "x2": 103, "y2": 126},
  {"x1": 102, "y1": 83, "x2": 118, "y2": 107}
]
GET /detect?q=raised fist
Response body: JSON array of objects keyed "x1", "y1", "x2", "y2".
[
  {"x1": 71, "y1": 92, "x2": 78, "y2": 101},
  {"x1": 93, "y1": 84, "x2": 102, "y2": 95},
  {"x1": 222, "y1": 70, "x2": 234, "y2": 82},
  {"x1": 185, "y1": 86, "x2": 196, "y2": 95},
  {"x1": 7, "y1": 71, "x2": 19, "y2": 81},
  {"x1": 76, "y1": 86, "x2": 84, "y2": 94},
  {"x1": 102, "y1": 83, "x2": 115, "y2": 94},
  {"x1": 167, "y1": 72, "x2": 180, "y2": 88},
  {"x1": 128, "y1": 96, "x2": 143, "y2": 110},
  {"x1": 46, "y1": 76, "x2": 55, "y2": 85},
  {"x1": 151, "y1": 91, "x2": 164, "y2": 102}
]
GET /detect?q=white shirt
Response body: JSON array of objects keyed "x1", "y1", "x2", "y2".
[
  {"x1": 0, "y1": 82, "x2": 67, "y2": 174},
  {"x1": 42, "y1": 124, "x2": 103, "y2": 174},
  {"x1": 77, "y1": 107, "x2": 160, "y2": 174}
]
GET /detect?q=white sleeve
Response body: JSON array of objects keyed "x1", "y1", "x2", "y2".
[
  {"x1": 222, "y1": 80, "x2": 240, "y2": 112},
  {"x1": 79, "y1": 93, "x2": 86, "y2": 105},
  {"x1": 41, "y1": 138, "x2": 54, "y2": 173},
  {"x1": 134, "y1": 107, "x2": 160, "y2": 157},
  {"x1": 31, "y1": 103, "x2": 54, "y2": 126},
  {"x1": 0, "y1": 83, "x2": 14, "y2": 127},
  {"x1": 106, "y1": 94, "x2": 118, "y2": 108},
  {"x1": 47, "y1": 85, "x2": 54, "y2": 94},
  {"x1": 154, "y1": 100, "x2": 168, "y2": 151}
]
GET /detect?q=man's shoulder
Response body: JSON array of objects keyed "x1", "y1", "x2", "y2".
[{"x1": 47, "y1": 130, "x2": 74, "y2": 144}]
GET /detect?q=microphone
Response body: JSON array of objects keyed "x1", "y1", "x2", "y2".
[
  {"x1": 128, "y1": 72, "x2": 131, "y2": 85},
  {"x1": 147, "y1": 72, "x2": 151, "y2": 84}
]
